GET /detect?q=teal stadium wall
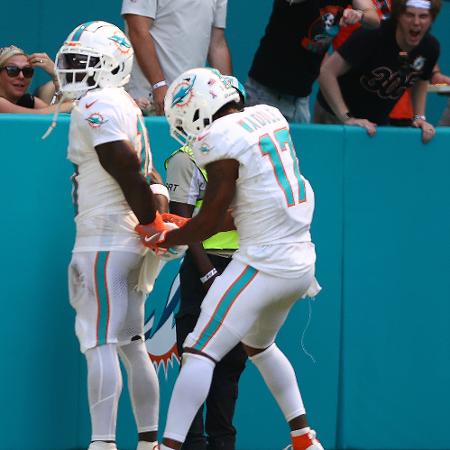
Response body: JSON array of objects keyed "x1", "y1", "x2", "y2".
[
  {"x1": 2, "y1": 1, "x2": 450, "y2": 124},
  {"x1": 1, "y1": 114, "x2": 449, "y2": 450}
]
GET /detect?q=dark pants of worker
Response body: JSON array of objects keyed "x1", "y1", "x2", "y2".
[{"x1": 176, "y1": 253, "x2": 248, "y2": 450}]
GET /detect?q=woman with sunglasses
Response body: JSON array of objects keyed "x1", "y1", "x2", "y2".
[{"x1": 0, "y1": 45, "x2": 73, "y2": 113}]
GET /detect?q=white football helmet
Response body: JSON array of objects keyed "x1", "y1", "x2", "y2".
[
  {"x1": 55, "y1": 21, "x2": 133, "y2": 99},
  {"x1": 223, "y1": 75, "x2": 247, "y2": 103},
  {"x1": 164, "y1": 67, "x2": 240, "y2": 145}
]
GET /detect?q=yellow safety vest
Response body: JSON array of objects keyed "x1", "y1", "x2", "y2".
[{"x1": 165, "y1": 146, "x2": 239, "y2": 250}]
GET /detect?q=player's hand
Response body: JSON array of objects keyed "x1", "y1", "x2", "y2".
[
  {"x1": 135, "y1": 212, "x2": 168, "y2": 250},
  {"x1": 135, "y1": 224, "x2": 167, "y2": 251},
  {"x1": 136, "y1": 216, "x2": 188, "y2": 260},
  {"x1": 343, "y1": 117, "x2": 377, "y2": 136},
  {"x1": 412, "y1": 118, "x2": 436, "y2": 144},
  {"x1": 161, "y1": 213, "x2": 190, "y2": 228}
]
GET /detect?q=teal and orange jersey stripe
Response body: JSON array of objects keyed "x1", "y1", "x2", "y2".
[
  {"x1": 94, "y1": 252, "x2": 111, "y2": 346},
  {"x1": 71, "y1": 164, "x2": 79, "y2": 216}
]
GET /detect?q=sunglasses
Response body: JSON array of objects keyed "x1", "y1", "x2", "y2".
[{"x1": 0, "y1": 65, "x2": 34, "y2": 78}]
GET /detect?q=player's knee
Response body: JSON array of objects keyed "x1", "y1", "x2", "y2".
[
  {"x1": 182, "y1": 347, "x2": 217, "y2": 367},
  {"x1": 243, "y1": 342, "x2": 274, "y2": 358},
  {"x1": 246, "y1": 342, "x2": 277, "y2": 360},
  {"x1": 118, "y1": 336, "x2": 148, "y2": 361}
]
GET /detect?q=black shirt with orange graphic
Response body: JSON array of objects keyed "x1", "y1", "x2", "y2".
[
  {"x1": 249, "y1": 0, "x2": 350, "y2": 97},
  {"x1": 317, "y1": 19, "x2": 439, "y2": 124}
]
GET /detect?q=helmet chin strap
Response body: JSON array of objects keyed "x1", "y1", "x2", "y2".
[
  {"x1": 41, "y1": 92, "x2": 75, "y2": 140},
  {"x1": 41, "y1": 96, "x2": 64, "y2": 140}
]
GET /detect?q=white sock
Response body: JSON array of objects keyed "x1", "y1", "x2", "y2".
[
  {"x1": 250, "y1": 344, "x2": 305, "y2": 421},
  {"x1": 85, "y1": 344, "x2": 122, "y2": 441},
  {"x1": 163, "y1": 353, "x2": 215, "y2": 443},
  {"x1": 119, "y1": 339, "x2": 159, "y2": 432}
]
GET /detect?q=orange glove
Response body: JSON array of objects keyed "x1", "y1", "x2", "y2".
[
  {"x1": 135, "y1": 211, "x2": 169, "y2": 251},
  {"x1": 161, "y1": 213, "x2": 190, "y2": 228},
  {"x1": 135, "y1": 212, "x2": 188, "y2": 260}
]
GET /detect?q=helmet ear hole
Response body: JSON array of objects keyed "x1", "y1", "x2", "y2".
[{"x1": 193, "y1": 109, "x2": 200, "y2": 122}]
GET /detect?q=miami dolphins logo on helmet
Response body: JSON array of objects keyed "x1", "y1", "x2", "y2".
[
  {"x1": 171, "y1": 75, "x2": 196, "y2": 108},
  {"x1": 109, "y1": 34, "x2": 132, "y2": 54}
]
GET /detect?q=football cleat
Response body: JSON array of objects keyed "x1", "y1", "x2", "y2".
[
  {"x1": 87, "y1": 442, "x2": 118, "y2": 450},
  {"x1": 137, "y1": 441, "x2": 159, "y2": 450},
  {"x1": 282, "y1": 429, "x2": 324, "y2": 450}
]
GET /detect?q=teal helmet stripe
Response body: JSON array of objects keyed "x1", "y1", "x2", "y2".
[
  {"x1": 94, "y1": 251, "x2": 111, "y2": 346},
  {"x1": 193, "y1": 265, "x2": 258, "y2": 351},
  {"x1": 71, "y1": 21, "x2": 96, "y2": 41}
]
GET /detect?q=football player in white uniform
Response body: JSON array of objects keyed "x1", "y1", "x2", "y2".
[
  {"x1": 56, "y1": 21, "x2": 167, "y2": 450},
  {"x1": 136, "y1": 68, "x2": 324, "y2": 450}
]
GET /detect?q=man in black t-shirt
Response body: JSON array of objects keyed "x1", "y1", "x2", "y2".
[
  {"x1": 245, "y1": 0, "x2": 380, "y2": 123},
  {"x1": 316, "y1": 0, "x2": 441, "y2": 143}
]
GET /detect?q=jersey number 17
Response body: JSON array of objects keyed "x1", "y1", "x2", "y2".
[{"x1": 259, "y1": 127, "x2": 306, "y2": 207}]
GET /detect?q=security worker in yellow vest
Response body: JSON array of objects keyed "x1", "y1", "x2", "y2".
[{"x1": 164, "y1": 76, "x2": 247, "y2": 450}]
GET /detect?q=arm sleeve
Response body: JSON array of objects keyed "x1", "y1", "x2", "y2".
[{"x1": 121, "y1": 0, "x2": 156, "y2": 18}]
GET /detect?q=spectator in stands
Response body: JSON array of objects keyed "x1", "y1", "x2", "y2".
[
  {"x1": 0, "y1": 45, "x2": 72, "y2": 113},
  {"x1": 244, "y1": 0, "x2": 380, "y2": 123},
  {"x1": 121, "y1": 0, "x2": 232, "y2": 115},
  {"x1": 316, "y1": 0, "x2": 441, "y2": 143},
  {"x1": 329, "y1": 0, "x2": 450, "y2": 127}
]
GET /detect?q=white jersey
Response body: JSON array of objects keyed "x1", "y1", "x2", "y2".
[
  {"x1": 68, "y1": 87, "x2": 152, "y2": 254},
  {"x1": 192, "y1": 104, "x2": 315, "y2": 277}
]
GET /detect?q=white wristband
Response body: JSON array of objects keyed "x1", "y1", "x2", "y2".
[
  {"x1": 152, "y1": 80, "x2": 167, "y2": 90},
  {"x1": 413, "y1": 114, "x2": 426, "y2": 122},
  {"x1": 150, "y1": 183, "x2": 170, "y2": 201},
  {"x1": 200, "y1": 268, "x2": 218, "y2": 284}
]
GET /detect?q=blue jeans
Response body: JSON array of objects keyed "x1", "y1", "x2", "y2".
[{"x1": 245, "y1": 77, "x2": 311, "y2": 123}]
